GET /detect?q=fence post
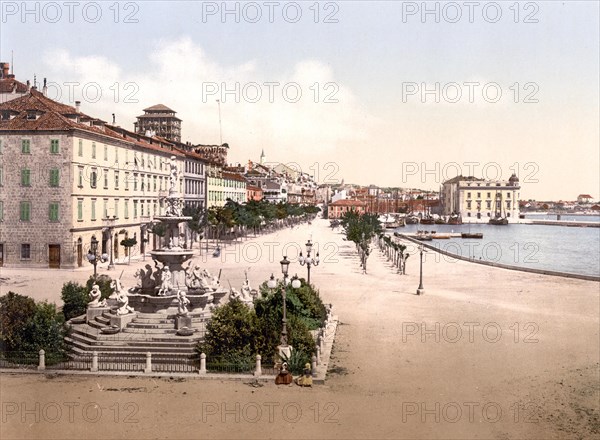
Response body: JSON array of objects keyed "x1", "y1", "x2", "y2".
[
  {"x1": 91, "y1": 351, "x2": 98, "y2": 372},
  {"x1": 199, "y1": 353, "x2": 206, "y2": 375},
  {"x1": 254, "y1": 354, "x2": 262, "y2": 377},
  {"x1": 37, "y1": 349, "x2": 45, "y2": 371},
  {"x1": 311, "y1": 354, "x2": 317, "y2": 374},
  {"x1": 145, "y1": 352, "x2": 152, "y2": 373}
]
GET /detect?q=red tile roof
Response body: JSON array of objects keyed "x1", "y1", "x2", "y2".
[
  {"x1": 0, "y1": 78, "x2": 28, "y2": 94},
  {"x1": 330, "y1": 199, "x2": 367, "y2": 207},
  {"x1": 0, "y1": 89, "x2": 183, "y2": 156}
]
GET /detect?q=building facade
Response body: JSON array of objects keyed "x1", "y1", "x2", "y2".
[
  {"x1": 134, "y1": 104, "x2": 182, "y2": 142},
  {"x1": 441, "y1": 175, "x2": 521, "y2": 222},
  {"x1": 0, "y1": 89, "x2": 184, "y2": 268},
  {"x1": 328, "y1": 199, "x2": 367, "y2": 219}
]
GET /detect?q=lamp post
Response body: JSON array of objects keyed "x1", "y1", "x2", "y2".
[
  {"x1": 87, "y1": 235, "x2": 99, "y2": 278},
  {"x1": 103, "y1": 216, "x2": 117, "y2": 270},
  {"x1": 416, "y1": 244, "x2": 426, "y2": 295},
  {"x1": 268, "y1": 256, "x2": 301, "y2": 360},
  {"x1": 298, "y1": 239, "x2": 320, "y2": 286}
]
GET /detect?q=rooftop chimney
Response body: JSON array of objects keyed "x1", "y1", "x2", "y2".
[
  {"x1": 112, "y1": 113, "x2": 115, "y2": 124},
  {"x1": 75, "y1": 101, "x2": 81, "y2": 113},
  {"x1": 42, "y1": 78, "x2": 47, "y2": 96}
]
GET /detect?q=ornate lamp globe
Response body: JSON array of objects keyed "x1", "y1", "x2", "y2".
[
  {"x1": 298, "y1": 251, "x2": 305, "y2": 264},
  {"x1": 267, "y1": 274, "x2": 277, "y2": 289},
  {"x1": 305, "y1": 240, "x2": 313, "y2": 254},
  {"x1": 280, "y1": 256, "x2": 290, "y2": 277},
  {"x1": 291, "y1": 275, "x2": 301, "y2": 289}
]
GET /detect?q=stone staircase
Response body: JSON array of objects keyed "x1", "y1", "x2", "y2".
[{"x1": 65, "y1": 311, "x2": 208, "y2": 358}]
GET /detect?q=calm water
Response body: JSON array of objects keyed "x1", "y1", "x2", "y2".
[
  {"x1": 394, "y1": 221, "x2": 600, "y2": 278},
  {"x1": 523, "y1": 213, "x2": 600, "y2": 222}
]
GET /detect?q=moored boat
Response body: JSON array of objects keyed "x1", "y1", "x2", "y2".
[{"x1": 461, "y1": 232, "x2": 484, "y2": 239}]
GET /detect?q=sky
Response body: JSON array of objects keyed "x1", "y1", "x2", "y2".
[{"x1": 1, "y1": 1, "x2": 599, "y2": 201}]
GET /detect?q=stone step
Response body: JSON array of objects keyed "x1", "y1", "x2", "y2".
[
  {"x1": 127, "y1": 322, "x2": 207, "y2": 330},
  {"x1": 64, "y1": 336, "x2": 200, "y2": 354},
  {"x1": 135, "y1": 310, "x2": 209, "y2": 318},
  {"x1": 121, "y1": 327, "x2": 205, "y2": 335},
  {"x1": 131, "y1": 317, "x2": 206, "y2": 324}
]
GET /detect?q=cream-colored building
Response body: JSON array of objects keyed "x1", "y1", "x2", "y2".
[
  {"x1": 441, "y1": 175, "x2": 521, "y2": 223},
  {"x1": 0, "y1": 88, "x2": 184, "y2": 268}
]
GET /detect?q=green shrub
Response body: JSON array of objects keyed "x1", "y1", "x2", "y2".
[
  {"x1": 198, "y1": 299, "x2": 263, "y2": 358},
  {"x1": 61, "y1": 282, "x2": 88, "y2": 321},
  {"x1": 0, "y1": 292, "x2": 36, "y2": 352},
  {"x1": 0, "y1": 292, "x2": 66, "y2": 358},
  {"x1": 85, "y1": 275, "x2": 113, "y2": 299}
]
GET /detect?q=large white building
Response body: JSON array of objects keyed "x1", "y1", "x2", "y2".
[
  {"x1": 0, "y1": 88, "x2": 185, "y2": 268},
  {"x1": 441, "y1": 175, "x2": 521, "y2": 222}
]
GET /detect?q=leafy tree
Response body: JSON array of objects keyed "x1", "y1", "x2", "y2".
[
  {"x1": 182, "y1": 205, "x2": 207, "y2": 251},
  {"x1": 120, "y1": 238, "x2": 137, "y2": 264},
  {"x1": 342, "y1": 211, "x2": 382, "y2": 274}
]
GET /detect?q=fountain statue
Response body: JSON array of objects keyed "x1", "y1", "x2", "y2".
[{"x1": 88, "y1": 284, "x2": 107, "y2": 308}]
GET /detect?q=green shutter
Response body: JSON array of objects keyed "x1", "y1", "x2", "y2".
[
  {"x1": 78, "y1": 201, "x2": 83, "y2": 220},
  {"x1": 50, "y1": 139, "x2": 59, "y2": 154},
  {"x1": 49, "y1": 203, "x2": 59, "y2": 221},
  {"x1": 78, "y1": 139, "x2": 83, "y2": 156},
  {"x1": 21, "y1": 169, "x2": 31, "y2": 186},
  {"x1": 20, "y1": 202, "x2": 30, "y2": 221},
  {"x1": 21, "y1": 139, "x2": 30, "y2": 153},
  {"x1": 50, "y1": 169, "x2": 59, "y2": 187}
]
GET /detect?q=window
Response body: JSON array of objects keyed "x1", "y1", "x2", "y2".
[
  {"x1": 78, "y1": 139, "x2": 83, "y2": 156},
  {"x1": 49, "y1": 169, "x2": 59, "y2": 187},
  {"x1": 50, "y1": 139, "x2": 59, "y2": 154},
  {"x1": 78, "y1": 167, "x2": 84, "y2": 187},
  {"x1": 21, "y1": 139, "x2": 31, "y2": 153},
  {"x1": 114, "y1": 199, "x2": 119, "y2": 218},
  {"x1": 114, "y1": 171, "x2": 120, "y2": 189},
  {"x1": 21, "y1": 169, "x2": 31, "y2": 186},
  {"x1": 125, "y1": 172, "x2": 130, "y2": 190},
  {"x1": 103, "y1": 169, "x2": 109, "y2": 189},
  {"x1": 133, "y1": 174, "x2": 138, "y2": 191},
  {"x1": 487, "y1": 192, "x2": 491, "y2": 198},
  {"x1": 0, "y1": 165, "x2": 3, "y2": 186},
  {"x1": 77, "y1": 199, "x2": 83, "y2": 221},
  {"x1": 114, "y1": 146, "x2": 119, "y2": 163},
  {"x1": 20, "y1": 201, "x2": 31, "y2": 221},
  {"x1": 0, "y1": 139, "x2": 3, "y2": 154},
  {"x1": 91, "y1": 142, "x2": 96, "y2": 159},
  {"x1": 91, "y1": 199, "x2": 97, "y2": 221},
  {"x1": 507, "y1": 193, "x2": 511, "y2": 198},
  {"x1": 103, "y1": 199, "x2": 108, "y2": 218},
  {"x1": 124, "y1": 200, "x2": 129, "y2": 219},
  {"x1": 49, "y1": 202, "x2": 59, "y2": 221},
  {"x1": 153, "y1": 176, "x2": 157, "y2": 191},
  {"x1": 90, "y1": 169, "x2": 97, "y2": 188},
  {"x1": 21, "y1": 244, "x2": 31, "y2": 259},
  {"x1": 141, "y1": 174, "x2": 145, "y2": 191},
  {"x1": 467, "y1": 201, "x2": 472, "y2": 209},
  {"x1": 467, "y1": 192, "x2": 471, "y2": 199},
  {"x1": 477, "y1": 192, "x2": 481, "y2": 199},
  {"x1": 133, "y1": 200, "x2": 138, "y2": 218},
  {"x1": 141, "y1": 201, "x2": 144, "y2": 217},
  {"x1": 0, "y1": 200, "x2": 3, "y2": 221},
  {"x1": 103, "y1": 145, "x2": 108, "y2": 161}
]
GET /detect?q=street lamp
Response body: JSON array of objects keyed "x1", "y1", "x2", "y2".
[
  {"x1": 298, "y1": 239, "x2": 320, "y2": 285},
  {"x1": 267, "y1": 256, "x2": 300, "y2": 361},
  {"x1": 103, "y1": 216, "x2": 117, "y2": 270},
  {"x1": 87, "y1": 235, "x2": 107, "y2": 279},
  {"x1": 416, "y1": 244, "x2": 426, "y2": 295}
]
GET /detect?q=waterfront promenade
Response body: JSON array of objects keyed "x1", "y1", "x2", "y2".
[{"x1": 1, "y1": 218, "x2": 599, "y2": 439}]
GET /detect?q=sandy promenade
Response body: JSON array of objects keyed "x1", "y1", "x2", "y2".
[{"x1": 1, "y1": 218, "x2": 599, "y2": 439}]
